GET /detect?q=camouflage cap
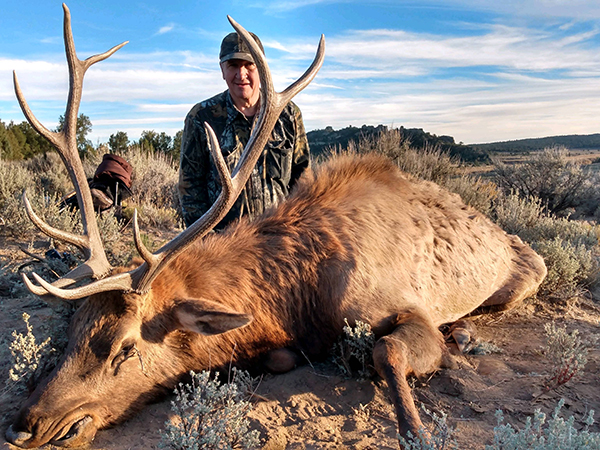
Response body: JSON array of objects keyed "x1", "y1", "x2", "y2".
[{"x1": 219, "y1": 32, "x2": 265, "y2": 64}]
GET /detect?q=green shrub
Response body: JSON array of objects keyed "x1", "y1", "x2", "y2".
[
  {"x1": 332, "y1": 318, "x2": 375, "y2": 379},
  {"x1": 444, "y1": 175, "x2": 498, "y2": 216},
  {"x1": 160, "y1": 368, "x2": 260, "y2": 450},
  {"x1": 397, "y1": 405, "x2": 459, "y2": 450},
  {"x1": 533, "y1": 238, "x2": 598, "y2": 299},
  {"x1": 486, "y1": 399, "x2": 599, "y2": 450},
  {"x1": 493, "y1": 147, "x2": 598, "y2": 216},
  {"x1": 542, "y1": 323, "x2": 592, "y2": 392},
  {"x1": 6, "y1": 313, "x2": 54, "y2": 392}
]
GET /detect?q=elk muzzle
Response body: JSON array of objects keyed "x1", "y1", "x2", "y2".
[{"x1": 7, "y1": 415, "x2": 98, "y2": 448}]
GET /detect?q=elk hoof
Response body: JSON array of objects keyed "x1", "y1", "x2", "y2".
[{"x1": 448, "y1": 319, "x2": 478, "y2": 353}]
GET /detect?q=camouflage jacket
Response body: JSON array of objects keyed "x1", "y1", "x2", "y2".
[{"x1": 178, "y1": 90, "x2": 310, "y2": 229}]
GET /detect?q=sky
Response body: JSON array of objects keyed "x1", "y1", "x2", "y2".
[{"x1": 1, "y1": 0, "x2": 600, "y2": 146}]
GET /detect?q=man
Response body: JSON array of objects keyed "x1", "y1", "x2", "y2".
[{"x1": 179, "y1": 31, "x2": 311, "y2": 229}]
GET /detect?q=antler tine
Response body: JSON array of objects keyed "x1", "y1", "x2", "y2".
[
  {"x1": 13, "y1": 72, "x2": 61, "y2": 149},
  {"x1": 280, "y1": 35, "x2": 325, "y2": 104},
  {"x1": 22, "y1": 191, "x2": 87, "y2": 250},
  {"x1": 126, "y1": 18, "x2": 325, "y2": 294},
  {"x1": 22, "y1": 270, "x2": 134, "y2": 301},
  {"x1": 15, "y1": 4, "x2": 128, "y2": 299},
  {"x1": 128, "y1": 121, "x2": 237, "y2": 291},
  {"x1": 132, "y1": 209, "x2": 158, "y2": 265}
]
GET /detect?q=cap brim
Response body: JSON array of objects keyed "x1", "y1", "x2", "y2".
[{"x1": 220, "y1": 52, "x2": 255, "y2": 64}]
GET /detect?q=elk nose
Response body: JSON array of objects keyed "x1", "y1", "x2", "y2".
[{"x1": 5, "y1": 425, "x2": 33, "y2": 448}]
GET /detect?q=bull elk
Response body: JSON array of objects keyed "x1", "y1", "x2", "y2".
[{"x1": 6, "y1": 4, "x2": 547, "y2": 449}]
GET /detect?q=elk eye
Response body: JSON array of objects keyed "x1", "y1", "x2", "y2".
[
  {"x1": 122, "y1": 343, "x2": 136, "y2": 357},
  {"x1": 111, "y1": 342, "x2": 137, "y2": 367}
]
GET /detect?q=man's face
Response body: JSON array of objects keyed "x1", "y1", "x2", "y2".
[{"x1": 221, "y1": 59, "x2": 260, "y2": 107}]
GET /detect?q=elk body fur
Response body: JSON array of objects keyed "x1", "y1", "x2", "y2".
[{"x1": 11, "y1": 153, "x2": 546, "y2": 448}]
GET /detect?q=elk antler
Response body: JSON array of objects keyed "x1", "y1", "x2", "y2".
[
  {"x1": 17, "y1": 4, "x2": 128, "y2": 296},
  {"x1": 21, "y1": 13, "x2": 325, "y2": 299}
]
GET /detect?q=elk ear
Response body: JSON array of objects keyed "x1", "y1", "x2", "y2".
[{"x1": 171, "y1": 299, "x2": 253, "y2": 336}]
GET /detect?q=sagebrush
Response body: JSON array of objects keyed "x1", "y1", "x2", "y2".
[
  {"x1": 543, "y1": 323, "x2": 593, "y2": 392},
  {"x1": 160, "y1": 368, "x2": 260, "y2": 450},
  {"x1": 397, "y1": 405, "x2": 459, "y2": 450},
  {"x1": 332, "y1": 318, "x2": 375, "y2": 379},
  {"x1": 486, "y1": 399, "x2": 599, "y2": 450},
  {"x1": 493, "y1": 146, "x2": 599, "y2": 216},
  {"x1": 6, "y1": 312, "x2": 53, "y2": 391}
]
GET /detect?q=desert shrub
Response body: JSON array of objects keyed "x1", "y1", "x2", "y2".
[
  {"x1": 0, "y1": 158, "x2": 34, "y2": 209},
  {"x1": 542, "y1": 323, "x2": 593, "y2": 392},
  {"x1": 136, "y1": 203, "x2": 182, "y2": 230},
  {"x1": 467, "y1": 340, "x2": 503, "y2": 355},
  {"x1": 491, "y1": 191, "x2": 600, "y2": 298},
  {"x1": 396, "y1": 143, "x2": 459, "y2": 185},
  {"x1": 23, "y1": 152, "x2": 73, "y2": 197},
  {"x1": 492, "y1": 192, "x2": 546, "y2": 236},
  {"x1": 108, "y1": 145, "x2": 182, "y2": 230},
  {"x1": 1, "y1": 188, "x2": 82, "y2": 237},
  {"x1": 526, "y1": 216, "x2": 598, "y2": 249},
  {"x1": 533, "y1": 238, "x2": 598, "y2": 299},
  {"x1": 332, "y1": 318, "x2": 375, "y2": 379},
  {"x1": 397, "y1": 405, "x2": 459, "y2": 450},
  {"x1": 348, "y1": 128, "x2": 459, "y2": 185},
  {"x1": 486, "y1": 399, "x2": 599, "y2": 450},
  {"x1": 6, "y1": 313, "x2": 54, "y2": 392},
  {"x1": 160, "y1": 368, "x2": 259, "y2": 450},
  {"x1": 444, "y1": 175, "x2": 498, "y2": 216},
  {"x1": 125, "y1": 145, "x2": 180, "y2": 210},
  {"x1": 493, "y1": 147, "x2": 598, "y2": 216},
  {"x1": 1, "y1": 151, "x2": 83, "y2": 237}
]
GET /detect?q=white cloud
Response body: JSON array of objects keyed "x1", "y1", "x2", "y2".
[
  {"x1": 3, "y1": 15, "x2": 600, "y2": 144},
  {"x1": 157, "y1": 23, "x2": 175, "y2": 35},
  {"x1": 251, "y1": 0, "x2": 340, "y2": 13},
  {"x1": 442, "y1": 0, "x2": 600, "y2": 19},
  {"x1": 321, "y1": 25, "x2": 600, "y2": 74},
  {"x1": 256, "y1": 0, "x2": 600, "y2": 19}
]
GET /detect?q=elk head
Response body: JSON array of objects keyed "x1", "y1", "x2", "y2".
[{"x1": 6, "y1": 4, "x2": 324, "y2": 448}]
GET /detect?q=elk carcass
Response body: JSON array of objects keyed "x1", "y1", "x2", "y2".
[{"x1": 6, "y1": 5, "x2": 546, "y2": 449}]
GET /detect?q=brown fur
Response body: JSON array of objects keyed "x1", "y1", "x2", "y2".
[{"x1": 9, "y1": 153, "x2": 546, "y2": 448}]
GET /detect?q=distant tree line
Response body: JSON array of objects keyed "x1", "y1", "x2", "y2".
[
  {"x1": 19, "y1": 116, "x2": 598, "y2": 165},
  {"x1": 0, "y1": 119, "x2": 54, "y2": 159},
  {"x1": 473, "y1": 134, "x2": 600, "y2": 153},
  {"x1": 1, "y1": 115, "x2": 183, "y2": 161}
]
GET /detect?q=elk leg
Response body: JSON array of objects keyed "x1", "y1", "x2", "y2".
[{"x1": 373, "y1": 310, "x2": 445, "y2": 442}]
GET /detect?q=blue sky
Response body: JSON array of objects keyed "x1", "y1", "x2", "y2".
[{"x1": 1, "y1": 0, "x2": 600, "y2": 145}]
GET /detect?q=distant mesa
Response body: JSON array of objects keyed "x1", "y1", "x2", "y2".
[{"x1": 307, "y1": 124, "x2": 489, "y2": 163}]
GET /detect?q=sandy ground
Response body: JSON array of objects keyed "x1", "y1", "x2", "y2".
[{"x1": 0, "y1": 232, "x2": 599, "y2": 450}]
